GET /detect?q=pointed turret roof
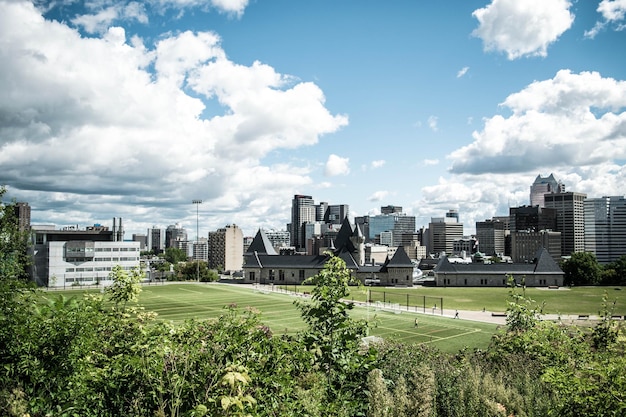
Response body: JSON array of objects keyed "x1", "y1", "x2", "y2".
[
  {"x1": 333, "y1": 217, "x2": 357, "y2": 254},
  {"x1": 245, "y1": 229, "x2": 277, "y2": 255}
]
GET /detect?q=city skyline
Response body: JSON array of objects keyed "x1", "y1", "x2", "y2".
[{"x1": 1, "y1": 0, "x2": 626, "y2": 238}]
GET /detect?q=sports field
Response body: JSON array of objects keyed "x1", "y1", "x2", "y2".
[{"x1": 46, "y1": 283, "x2": 499, "y2": 353}]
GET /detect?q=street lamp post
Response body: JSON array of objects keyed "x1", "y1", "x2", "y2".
[{"x1": 192, "y1": 199, "x2": 202, "y2": 282}]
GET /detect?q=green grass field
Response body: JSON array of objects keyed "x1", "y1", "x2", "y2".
[
  {"x1": 44, "y1": 283, "x2": 499, "y2": 353},
  {"x1": 283, "y1": 285, "x2": 626, "y2": 316}
]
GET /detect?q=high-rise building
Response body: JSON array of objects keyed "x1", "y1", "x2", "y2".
[
  {"x1": 475, "y1": 219, "x2": 506, "y2": 256},
  {"x1": 165, "y1": 223, "x2": 187, "y2": 248},
  {"x1": 530, "y1": 174, "x2": 564, "y2": 207},
  {"x1": 208, "y1": 224, "x2": 243, "y2": 272},
  {"x1": 427, "y1": 217, "x2": 464, "y2": 256},
  {"x1": 324, "y1": 204, "x2": 349, "y2": 224},
  {"x1": 132, "y1": 234, "x2": 147, "y2": 250},
  {"x1": 544, "y1": 191, "x2": 587, "y2": 257},
  {"x1": 511, "y1": 230, "x2": 561, "y2": 264},
  {"x1": 192, "y1": 238, "x2": 208, "y2": 262},
  {"x1": 290, "y1": 195, "x2": 315, "y2": 250},
  {"x1": 13, "y1": 202, "x2": 31, "y2": 232},
  {"x1": 368, "y1": 213, "x2": 416, "y2": 247},
  {"x1": 445, "y1": 209, "x2": 459, "y2": 223},
  {"x1": 509, "y1": 206, "x2": 557, "y2": 232},
  {"x1": 147, "y1": 227, "x2": 165, "y2": 254},
  {"x1": 584, "y1": 196, "x2": 626, "y2": 264}
]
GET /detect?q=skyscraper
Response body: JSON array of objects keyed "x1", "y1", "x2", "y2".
[
  {"x1": 147, "y1": 227, "x2": 165, "y2": 254},
  {"x1": 584, "y1": 196, "x2": 626, "y2": 264},
  {"x1": 165, "y1": 223, "x2": 188, "y2": 248},
  {"x1": 13, "y1": 202, "x2": 31, "y2": 232},
  {"x1": 530, "y1": 174, "x2": 564, "y2": 207},
  {"x1": 290, "y1": 195, "x2": 315, "y2": 250},
  {"x1": 427, "y1": 217, "x2": 463, "y2": 256},
  {"x1": 208, "y1": 224, "x2": 243, "y2": 272},
  {"x1": 475, "y1": 219, "x2": 506, "y2": 256},
  {"x1": 545, "y1": 191, "x2": 587, "y2": 257}
]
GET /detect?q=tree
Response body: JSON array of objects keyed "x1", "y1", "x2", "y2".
[
  {"x1": 602, "y1": 255, "x2": 626, "y2": 285},
  {"x1": 106, "y1": 265, "x2": 143, "y2": 312},
  {"x1": 175, "y1": 260, "x2": 218, "y2": 281},
  {"x1": 295, "y1": 253, "x2": 376, "y2": 416},
  {"x1": 0, "y1": 186, "x2": 30, "y2": 280},
  {"x1": 163, "y1": 247, "x2": 188, "y2": 264},
  {"x1": 561, "y1": 252, "x2": 602, "y2": 286}
]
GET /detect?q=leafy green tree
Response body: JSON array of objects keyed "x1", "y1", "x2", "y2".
[
  {"x1": 561, "y1": 252, "x2": 602, "y2": 286},
  {"x1": 164, "y1": 247, "x2": 188, "y2": 264},
  {"x1": 0, "y1": 186, "x2": 30, "y2": 280},
  {"x1": 296, "y1": 253, "x2": 376, "y2": 416},
  {"x1": 106, "y1": 265, "x2": 143, "y2": 312},
  {"x1": 175, "y1": 260, "x2": 218, "y2": 281},
  {"x1": 602, "y1": 255, "x2": 626, "y2": 285}
]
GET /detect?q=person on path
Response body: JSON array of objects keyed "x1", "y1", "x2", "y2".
[
  {"x1": 454, "y1": 310, "x2": 459, "y2": 319},
  {"x1": 414, "y1": 317, "x2": 419, "y2": 328}
]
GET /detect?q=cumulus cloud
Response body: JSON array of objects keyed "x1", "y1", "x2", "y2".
[
  {"x1": 371, "y1": 160, "x2": 385, "y2": 169},
  {"x1": 0, "y1": 1, "x2": 346, "y2": 234},
  {"x1": 324, "y1": 154, "x2": 350, "y2": 176},
  {"x1": 585, "y1": 0, "x2": 626, "y2": 39},
  {"x1": 448, "y1": 70, "x2": 626, "y2": 175},
  {"x1": 457, "y1": 66, "x2": 469, "y2": 78},
  {"x1": 72, "y1": 2, "x2": 148, "y2": 34},
  {"x1": 472, "y1": 0, "x2": 574, "y2": 59}
]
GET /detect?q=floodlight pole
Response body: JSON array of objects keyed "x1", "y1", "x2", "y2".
[{"x1": 192, "y1": 199, "x2": 202, "y2": 282}]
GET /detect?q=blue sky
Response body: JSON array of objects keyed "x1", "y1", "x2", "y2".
[{"x1": 1, "y1": 0, "x2": 626, "y2": 238}]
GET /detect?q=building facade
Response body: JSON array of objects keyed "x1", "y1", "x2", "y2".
[
  {"x1": 208, "y1": 224, "x2": 244, "y2": 272},
  {"x1": 544, "y1": 191, "x2": 587, "y2": 257},
  {"x1": 530, "y1": 174, "x2": 564, "y2": 207},
  {"x1": 290, "y1": 194, "x2": 315, "y2": 250},
  {"x1": 475, "y1": 219, "x2": 506, "y2": 256},
  {"x1": 584, "y1": 196, "x2": 626, "y2": 264},
  {"x1": 30, "y1": 221, "x2": 140, "y2": 288},
  {"x1": 427, "y1": 218, "x2": 464, "y2": 256},
  {"x1": 147, "y1": 226, "x2": 165, "y2": 254}
]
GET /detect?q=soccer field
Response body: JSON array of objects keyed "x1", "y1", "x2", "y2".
[{"x1": 48, "y1": 283, "x2": 498, "y2": 353}]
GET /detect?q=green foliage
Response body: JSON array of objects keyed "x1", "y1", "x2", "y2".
[
  {"x1": 296, "y1": 253, "x2": 376, "y2": 416},
  {"x1": 0, "y1": 186, "x2": 30, "y2": 281},
  {"x1": 505, "y1": 275, "x2": 542, "y2": 333},
  {"x1": 561, "y1": 252, "x2": 603, "y2": 286},
  {"x1": 164, "y1": 247, "x2": 189, "y2": 264},
  {"x1": 175, "y1": 260, "x2": 218, "y2": 282},
  {"x1": 106, "y1": 265, "x2": 143, "y2": 312},
  {"x1": 602, "y1": 255, "x2": 626, "y2": 285}
]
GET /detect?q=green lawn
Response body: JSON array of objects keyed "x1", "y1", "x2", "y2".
[
  {"x1": 44, "y1": 283, "x2": 498, "y2": 353},
  {"x1": 283, "y1": 285, "x2": 626, "y2": 316}
]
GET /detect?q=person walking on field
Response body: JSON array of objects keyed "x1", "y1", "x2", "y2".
[
  {"x1": 454, "y1": 310, "x2": 459, "y2": 319},
  {"x1": 414, "y1": 317, "x2": 419, "y2": 328}
]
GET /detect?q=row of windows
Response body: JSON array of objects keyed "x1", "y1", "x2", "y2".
[
  {"x1": 95, "y1": 247, "x2": 138, "y2": 252},
  {"x1": 93, "y1": 257, "x2": 139, "y2": 262},
  {"x1": 65, "y1": 266, "x2": 138, "y2": 273}
]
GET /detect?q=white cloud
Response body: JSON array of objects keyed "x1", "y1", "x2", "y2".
[
  {"x1": 0, "y1": 1, "x2": 346, "y2": 235},
  {"x1": 457, "y1": 66, "x2": 469, "y2": 78},
  {"x1": 585, "y1": 0, "x2": 626, "y2": 38},
  {"x1": 152, "y1": 0, "x2": 249, "y2": 17},
  {"x1": 428, "y1": 115, "x2": 438, "y2": 132},
  {"x1": 423, "y1": 159, "x2": 439, "y2": 166},
  {"x1": 71, "y1": 2, "x2": 148, "y2": 34},
  {"x1": 448, "y1": 70, "x2": 626, "y2": 176},
  {"x1": 324, "y1": 154, "x2": 350, "y2": 176},
  {"x1": 472, "y1": 0, "x2": 574, "y2": 59},
  {"x1": 368, "y1": 191, "x2": 388, "y2": 202},
  {"x1": 371, "y1": 160, "x2": 385, "y2": 169}
]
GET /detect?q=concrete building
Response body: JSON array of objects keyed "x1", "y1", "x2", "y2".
[
  {"x1": 511, "y1": 230, "x2": 561, "y2": 264},
  {"x1": 427, "y1": 217, "x2": 464, "y2": 256},
  {"x1": 584, "y1": 196, "x2": 626, "y2": 264},
  {"x1": 475, "y1": 219, "x2": 506, "y2": 256},
  {"x1": 544, "y1": 191, "x2": 587, "y2": 257},
  {"x1": 13, "y1": 202, "x2": 31, "y2": 232},
  {"x1": 242, "y1": 218, "x2": 413, "y2": 286},
  {"x1": 132, "y1": 234, "x2": 147, "y2": 250},
  {"x1": 165, "y1": 223, "x2": 187, "y2": 249},
  {"x1": 30, "y1": 219, "x2": 140, "y2": 288},
  {"x1": 510, "y1": 206, "x2": 557, "y2": 233},
  {"x1": 530, "y1": 174, "x2": 564, "y2": 207},
  {"x1": 191, "y1": 238, "x2": 208, "y2": 262},
  {"x1": 208, "y1": 224, "x2": 244, "y2": 273},
  {"x1": 433, "y1": 247, "x2": 563, "y2": 287},
  {"x1": 289, "y1": 194, "x2": 315, "y2": 251},
  {"x1": 147, "y1": 226, "x2": 165, "y2": 254}
]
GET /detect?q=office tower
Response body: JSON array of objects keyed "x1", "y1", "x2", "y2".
[
  {"x1": 208, "y1": 224, "x2": 244, "y2": 272},
  {"x1": 509, "y1": 206, "x2": 557, "y2": 232},
  {"x1": 147, "y1": 227, "x2": 165, "y2": 254},
  {"x1": 324, "y1": 204, "x2": 349, "y2": 224},
  {"x1": 13, "y1": 202, "x2": 31, "y2": 232},
  {"x1": 316, "y1": 202, "x2": 328, "y2": 222},
  {"x1": 545, "y1": 191, "x2": 587, "y2": 257},
  {"x1": 290, "y1": 195, "x2": 315, "y2": 250},
  {"x1": 132, "y1": 234, "x2": 147, "y2": 250},
  {"x1": 354, "y1": 216, "x2": 370, "y2": 243},
  {"x1": 369, "y1": 213, "x2": 416, "y2": 247},
  {"x1": 261, "y1": 229, "x2": 291, "y2": 251},
  {"x1": 165, "y1": 223, "x2": 188, "y2": 248},
  {"x1": 475, "y1": 219, "x2": 506, "y2": 256},
  {"x1": 530, "y1": 174, "x2": 564, "y2": 207},
  {"x1": 427, "y1": 217, "x2": 464, "y2": 256},
  {"x1": 584, "y1": 196, "x2": 626, "y2": 264},
  {"x1": 381, "y1": 205, "x2": 403, "y2": 215},
  {"x1": 192, "y1": 238, "x2": 208, "y2": 262}
]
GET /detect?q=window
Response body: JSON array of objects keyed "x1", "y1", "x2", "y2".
[
  {"x1": 269, "y1": 270, "x2": 275, "y2": 281},
  {"x1": 279, "y1": 270, "x2": 285, "y2": 281},
  {"x1": 249, "y1": 271, "x2": 255, "y2": 281},
  {"x1": 299, "y1": 270, "x2": 305, "y2": 280}
]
